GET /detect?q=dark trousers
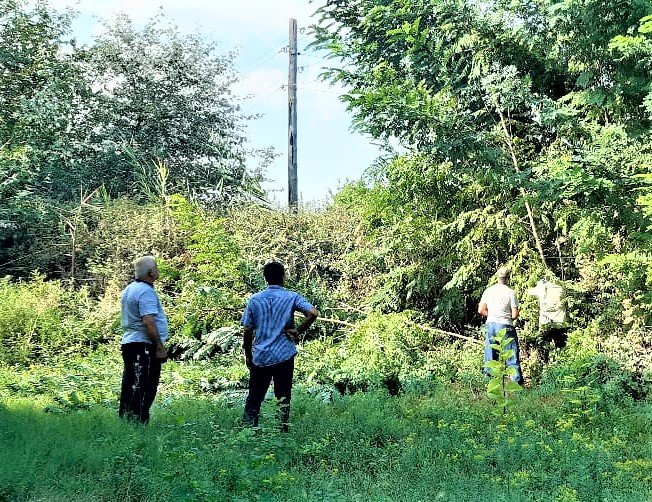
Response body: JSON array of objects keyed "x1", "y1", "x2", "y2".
[
  {"x1": 119, "y1": 342, "x2": 162, "y2": 423},
  {"x1": 243, "y1": 356, "x2": 294, "y2": 431}
]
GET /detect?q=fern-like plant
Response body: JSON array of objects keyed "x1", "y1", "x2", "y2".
[{"x1": 485, "y1": 328, "x2": 522, "y2": 416}]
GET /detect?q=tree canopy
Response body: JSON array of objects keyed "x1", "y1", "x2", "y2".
[
  {"x1": 0, "y1": 0, "x2": 267, "y2": 203},
  {"x1": 312, "y1": 0, "x2": 652, "y2": 335},
  {"x1": 75, "y1": 12, "x2": 263, "y2": 202},
  {"x1": 0, "y1": 0, "x2": 267, "y2": 274}
]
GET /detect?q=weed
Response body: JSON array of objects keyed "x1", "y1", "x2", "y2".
[{"x1": 485, "y1": 329, "x2": 522, "y2": 417}]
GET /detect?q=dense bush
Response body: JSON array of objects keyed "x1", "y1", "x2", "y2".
[
  {"x1": 0, "y1": 276, "x2": 119, "y2": 365},
  {"x1": 0, "y1": 194, "x2": 650, "y2": 399},
  {"x1": 538, "y1": 328, "x2": 651, "y2": 402},
  {"x1": 227, "y1": 204, "x2": 371, "y2": 311},
  {"x1": 297, "y1": 312, "x2": 482, "y2": 395}
]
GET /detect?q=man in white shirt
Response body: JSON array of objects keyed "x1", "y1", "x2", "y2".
[
  {"x1": 119, "y1": 255, "x2": 169, "y2": 423},
  {"x1": 478, "y1": 267, "x2": 523, "y2": 385}
]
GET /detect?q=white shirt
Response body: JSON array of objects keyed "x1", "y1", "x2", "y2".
[{"x1": 481, "y1": 283, "x2": 518, "y2": 325}]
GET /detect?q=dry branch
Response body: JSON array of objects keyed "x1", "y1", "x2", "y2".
[
  {"x1": 317, "y1": 316, "x2": 483, "y2": 345},
  {"x1": 316, "y1": 316, "x2": 358, "y2": 328},
  {"x1": 405, "y1": 320, "x2": 483, "y2": 345}
]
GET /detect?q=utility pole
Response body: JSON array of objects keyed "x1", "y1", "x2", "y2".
[{"x1": 288, "y1": 18, "x2": 298, "y2": 210}]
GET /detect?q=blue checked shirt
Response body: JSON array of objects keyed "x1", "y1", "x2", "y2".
[{"x1": 241, "y1": 285, "x2": 315, "y2": 367}]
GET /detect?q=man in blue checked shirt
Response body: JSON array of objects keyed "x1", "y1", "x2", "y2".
[{"x1": 241, "y1": 261, "x2": 319, "y2": 432}]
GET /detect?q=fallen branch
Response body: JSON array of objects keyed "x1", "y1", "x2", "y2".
[
  {"x1": 317, "y1": 316, "x2": 483, "y2": 345},
  {"x1": 405, "y1": 320, "x2": 483, "y2": 345},
  {"x1": 316, "y1": 316, "x2": 358, "y2": 328},
  {"x1": 326, "y1": 304, "x2": 368, "y2": 314}
]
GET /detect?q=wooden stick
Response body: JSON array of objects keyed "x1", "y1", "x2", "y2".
[
  {"x1": 315, "y1": 316, "x2": 358, "y2": 328},
  {"x1": 404, "y1": 320, "x2": 483, "y2": 345},
  {"x1": 317, "y1": 316, "x2": 483, "y2": 345}
]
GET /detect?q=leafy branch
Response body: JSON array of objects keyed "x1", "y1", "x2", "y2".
[{"x1": 485, "y1": 328, "x2": 522, "y2": 416}]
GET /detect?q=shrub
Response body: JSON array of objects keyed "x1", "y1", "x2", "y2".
[
  {"x1": 82, "y1": 197, "x2": 185, "y2": 293},
  {"x1": 163, "y1": 195, "x2": 248, "y2": 348},
  {"x1": 0, "y1": 275, "x2": 119, "y2": 365},
  {"x1": 299, "y1": 312, "x2": 432, "y2": 395},
  {"x1": 538, "y1": 346, "x2": 648, "y2": 406}
]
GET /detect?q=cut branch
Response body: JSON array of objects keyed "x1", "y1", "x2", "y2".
[
  {"x1": 314, "y1": 317, "x2": 482, "y2": 344},
  {"x1": 315, "y1": 316, "x2": 358, "y2": 328},
  {"x1": 405, "y1": 320, "x2": 483, "y2": 345}
]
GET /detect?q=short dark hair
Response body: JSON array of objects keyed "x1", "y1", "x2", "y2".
[{"x1": 263, "y1": 261, "x2": 285, "y2": 285}]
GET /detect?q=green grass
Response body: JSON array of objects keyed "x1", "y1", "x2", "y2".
[{"x1": 1, "y1": 355, "x2": 651, "y2": 502}]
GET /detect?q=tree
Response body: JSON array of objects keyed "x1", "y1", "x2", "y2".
[
  {"x1": 0, "y1": 0, "x2": 81, "y2": 152},
  {"x1": 74, "y1": 12, "x2": 266, "y2": 203},
  {"x1": 1, "y1": 1, "x2": 268, "y2": 206},
  {"x1": 0, "y1": 0, "x2": 81, "y2": 274},
  {"x1": 0, "y1": 1, "x2": 270, "y2": 277},
  {"x1": 316, "y1": 0, "x2": 652, "y2": 330}
]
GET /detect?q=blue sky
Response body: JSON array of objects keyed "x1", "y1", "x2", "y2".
[{"x1": 48, "y1": 0, "x2": 383, "y2": 205}]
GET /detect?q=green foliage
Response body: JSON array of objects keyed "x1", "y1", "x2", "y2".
[
  {"x1": 637, "y1": 171, "x2": 652, "y2": 221},
  {"x1": 1, "y1": 185, "x2": 650, "y2": 400},
  {"x1": 60, "y1": 197, "x2": 183, "y2": 291},
  {"x1": 0, "y1": 276, "x2": 119, "y2": 365},
  {"x1": 170, "y1": 195, "x2": 243, "y2": 291},
  {"x1": 173, "y1": 326, "x2": 241, "y2": 361},
  {"x1": 539, "y1": 343, "x2": 650, "y2": 404},
  {"x1": 227, "y1": 204, "x2": 372, "y2": 333},
  {"x1": 300, "y1": 312, "x2": 437, "y2": 394},
  {"x1": 333, "y1": 154, "x2": 537, "y2": 322},
  {"x1": 163, "y1": 195, "x2": 247, "y2": 346},
  {"x1": 0, "y1": 0, "x2": 83, "y2": 197},
  {"x1": 0, "y1": 1, "x2": 268, "y2": 278},
  {"x1": 0, "y1": 193, "x2": 63, "y2": 277},
  {"x1": 1, "y1": 363, "x2": 651, "y2": 501},
  {"x1": 312, "y1": 0, "x2": 652, "y2": 381},
  {"x1": 485, "y1": 329, "x2": 522, "y2": 416},
  {"x1": 74, "y1": 12, "x2": 266, "y2": 203},
  {"x1": 2, "y1": 1, "x2": 266, "y2": 204}
]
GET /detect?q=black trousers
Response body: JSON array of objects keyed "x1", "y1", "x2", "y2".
[
  {"x1": 119, "y1": 342, "x2": 162, "y2": 423},
  {"x1": 243, "y1": 356, "x2": 294, "y2": 431}
]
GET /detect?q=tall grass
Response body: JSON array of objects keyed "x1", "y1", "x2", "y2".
[
  {"x1": 1, "y1": 356, "x2": 651, "y2": 501},
  {"x1": 0, "y1": 276, "x2": 120, "y2": 366}
]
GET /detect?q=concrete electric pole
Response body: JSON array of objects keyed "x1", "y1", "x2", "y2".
[{"x1": 288, "y1": 18, "x2": 298, "y2": 210}]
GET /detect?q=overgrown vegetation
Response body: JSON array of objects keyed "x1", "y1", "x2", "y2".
[
  {"x1": 2, "y1": 354, "x2": 651, "y2": 501},
  {"x1": 1, "y1": 196, "x2": 649, "y2": 499},
  {"x1": 2, "y1": 0, "x2": 652, "y2": 499},
  {"x1": 0, "y1": 0, "x2": 269, "y2": 275}
]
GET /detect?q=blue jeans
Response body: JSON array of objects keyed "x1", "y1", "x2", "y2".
[{"x1": 484, "y1": 323, "x2": 523, "y2": 385}]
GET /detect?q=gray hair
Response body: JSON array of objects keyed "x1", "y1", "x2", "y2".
[
  {"x1": 134, "y1": 255, "x2": 156, "y2": 280},
  {"x1": 496, "y1": 267, "x2": 510, "y2": 282}
]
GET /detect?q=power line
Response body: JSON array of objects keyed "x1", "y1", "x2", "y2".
[
  {"x1": 297, "y1": 60, "x2": 324, "y2": 73},
  {"x1": 241, "y1": 81, "x2": 286, "y2": 113},
  {"x1": 236, "y1": 24, "x2": 316, "y2": 75},
  {"x1": 235, "y1": 25, "x2": 338, "y2": 116},
  {"x1": 292, "y1": 86, "x2": 341, "y2": 95},
  {"x1": 236, "y1": 39, "x2": 288, "y2": 74}
]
